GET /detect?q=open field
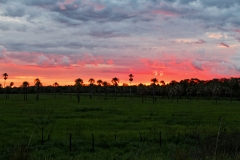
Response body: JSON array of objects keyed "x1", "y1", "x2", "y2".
[{"x1": 0, "y1": 94, "x2": 240, "y2": 159}]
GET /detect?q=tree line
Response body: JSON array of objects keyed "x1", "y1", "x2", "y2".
[{"x1": 1, "y1": 73, "x2": 240, "y2": 103}]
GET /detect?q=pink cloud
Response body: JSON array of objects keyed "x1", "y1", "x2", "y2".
[
  {"x1": 107, "y1": 59, "x2": 114, "y2": 65},
  {"x1": 59, "y1": 4, "x2": 66, "y2": 10},
  {"x1": 139, "y1": 58, "x2": 165, "y2": 68},
  {"x1": 77, "y1": 53, "x2": 103, "y2": 66},
  {"x1": 234, "y1": 29, "x2": 240, "y2": 33},
  {"x1": 36, "y1": 54, "x2": 55, "y2": 67},
  {"x1": 152, "y1": 10, "x2": 177, "y2": 16},
  {"x1": 64, "y1": 0, "x2": 75, "y2": 5}
]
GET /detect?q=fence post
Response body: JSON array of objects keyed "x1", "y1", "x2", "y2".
[
  {"x1": 139, "y1": 132, "x2": 143, "y2": 142},
  {"x1": 69, "y1": 133, "x2": 72, "y2": 152},
  {"x1": 92, "y1": 134, "x2": 95, "y2": 152},
  {"x1": 159, "y1": 131, "x2": 162, "y2": 146},
  {"x1": 178, "y1": 132, "x2": 180, "y2": 143}
]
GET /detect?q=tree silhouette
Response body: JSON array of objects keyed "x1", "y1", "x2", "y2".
[
  {"x1": 150, "y1": 78, "x2": 158, "y2": 103},
  {"x1": 97, "y1": 79, "x2": 103, "y2": 99},
  {"x1": 102, "y1": 81, "x2": 109, "y2": 100},
  {"x1": 0, "y1": 83, "x2": 2, "y2": 94},
  {"x1": 22, "y1": 81, "x2": 30, "y2": 101},
  {"x1": 53, "y1": 82, "x2": 59, "y2": 99},
  {"x1": 129, "y1": 74, "x2": 134, "y2": 99},
  {"x1": 122, "y1": 83, "x2": 128, "y2": 98},
  {"x1": 212, "y1": 84, "x2": 221, "y2": 104},
  {"x1": 2, "y1": 73, "x2": 8, "y2": 98},
  {"x1": 228, "y1": 78, "x2": 237, "y2": 102},
  {"x1": 34, "y1": 78, "x2": 42, "y2": 101},
  {"x1": 75, "y1": 78, "x2": 83, "y2": 103},
  {"x1": 138, "y1": 83, "x2": 146, "y2": 103},
  {"x1": 88, "y1": 78, "x2": 95, "y2": 99},
  {"x1": 111, "y1": 77, "x2": 119, "y2": 100},
  {"x1": 7, "y1": 82, "x2": 14, "y2": 99}
]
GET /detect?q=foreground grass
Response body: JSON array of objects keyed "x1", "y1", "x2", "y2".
[{"x1": 0, "y1": 94, "x2": 240, "y2": 159}]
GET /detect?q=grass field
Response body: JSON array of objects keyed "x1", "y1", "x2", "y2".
[{"x1": 0, "y1": 93, "x2": 240, "y2": 159}]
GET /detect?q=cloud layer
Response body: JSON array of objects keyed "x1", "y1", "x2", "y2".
[{"x1": 0, "y1": 0, "x2": 240, "y2": 85}]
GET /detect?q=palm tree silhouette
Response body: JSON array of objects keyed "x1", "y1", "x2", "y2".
[
  {"x1": 75, "y1": 78, "x2": 83, "y2": 103},
  {"x1": 34, "y1": 78, "x2": 42, "y2": 101},
  {"x1": 53, "y1": 82, "x2": 59, "y2": 99},
  {"x1": 151, "y1": 78, "x2": 158, "y2": 103},
  {"x1": 2, "y1": 73, "x2": 8, "y2": 98},
  {"x1": 88, "y1": 78, "x2": 95, "y2": 99},
  {"x1": 160, "y1": 80, "x2": 165, "y2": 86},
  {"x1": 22, "y1": 81, "x2": 30, "y2": 101},
  {"x1": 97, "y1": 79, "x2": 103, "y2": 99},
  {"x1": 129, "y1": 74, "x2": 134, "y2": 99},
  {"x1": 111, "y1": 77, "x2": 119, "y2": 100}
]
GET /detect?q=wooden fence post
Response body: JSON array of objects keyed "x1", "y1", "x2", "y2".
[
  {"x1": 139, "y1": 132, "x2": 143, "y2": 142},
  {"x1": 92, "y1": 134, "x2": 95, "y2": 152},
  {"x1": 69, "y1": 133, "x2": 72, "y2": 152},
  {"x1": 159, "y1": 131, "x2": 162, "y2": 146}
]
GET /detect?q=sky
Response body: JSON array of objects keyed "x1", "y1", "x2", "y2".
[{"x1": 0, "y1": 0, "x2": 240, "y2": 86}]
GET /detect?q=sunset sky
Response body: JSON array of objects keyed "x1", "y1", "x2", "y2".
[{"x1": 0, "y1": 0, "x2": 240, "y2": 86}]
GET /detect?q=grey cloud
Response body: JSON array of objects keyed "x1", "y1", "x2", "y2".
[
  {"x1": 0, "y1": 24, "x2": 10, "y2": 31},
  {"x1": 220, "y1": 42, "x2": 229, "y2": 48},
  {"x1": 53, "y1": 7, "x2": 136, "y2": 23},
  {"x1": 200, "y1": 0, "x2": 240, "y2": 9},
  {"x1": 24, "y1": 0, "x2": 56, "y2": 6},
  {"x1": 179, "y1": 0, "x2": 195, "y2": 5},
  {"x1": 0, "y1": 0, "x2": 7, "y2": 3},
  {"x1": 15, "y1": 24, "x2": 28, "y2": 32},
  {"x1": 3, "y1": 6, "x2": 25, "y2": 17},
  {"x1": 192, "y1": 60, "x2": 203, "y2": 71}
]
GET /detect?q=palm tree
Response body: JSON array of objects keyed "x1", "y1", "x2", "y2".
[
  {"x1": 22, "y1": 81, "x2": 30, "y2": 101},
  {"x1": 129, "y1": 74, "x2": 134, "y2": 99},
  {"x1": 34, "y1": 78, "x2": 42, "y2": 101},
  {"x1": 160, "y1": 80, "x2": 165, "y2": 86},
  {"x1": 97, "y1": 79, "x2": 103, "y2": 99},
  {"x1": 53, "y1": 82, "x2": 59, "y2": 99},
  {"x1": 111, "y1": 77, "x2": 119, "y2": 100},
  {"x1": 75, "y1": 78, "x2": 83, "y2": 103},
  {"x1": 2, "y1": 73, "x2": 8, "y2": 97},
  {"x1": 88, "y1": 78, "x2": 95, "y2": 99},
  {"x1": 150, "y1": 78, "x2": 158, "y2": 103}
]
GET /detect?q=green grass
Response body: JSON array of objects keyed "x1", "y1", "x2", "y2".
[{"x1": 0, "y1": 94, "x2": 240, "y2": 159}]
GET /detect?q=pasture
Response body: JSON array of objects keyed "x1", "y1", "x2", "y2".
[{"x1": 0, "y1": 94, "x2": 240, "y2": 159}]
